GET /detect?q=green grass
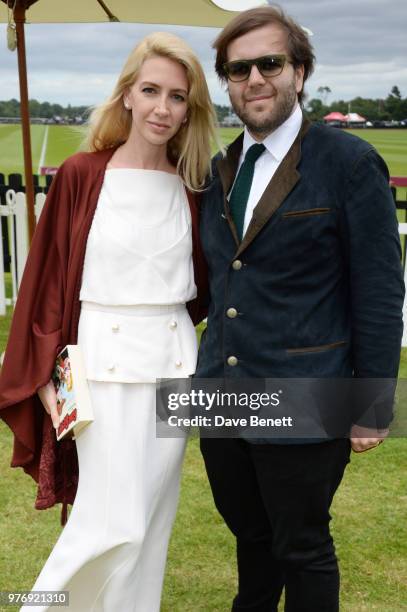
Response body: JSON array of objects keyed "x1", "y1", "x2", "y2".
[
  {"x1": 44, "y1": 125, "x2": 84, "y2": 168},
  {"x1": 1, "y1": 124, "x2": 405, "y2": 174},
  {"x1": 0, "y1": 128, "x2": 407, "y2": 610},
  {"x1": 348, "y1": 129, "x2": 407, "y2": 177},
  {"x1": 0, "y1": 125, "x2": 83, "y2": 187}
]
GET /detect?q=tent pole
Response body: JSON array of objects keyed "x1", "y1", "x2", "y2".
[{"x1": 14, "y1": 3, "x2": 36, "y2": 243}]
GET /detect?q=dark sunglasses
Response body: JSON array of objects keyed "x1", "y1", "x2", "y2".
[{"x1": 223, "y1": 54, "x2": 290, "y2": 82}]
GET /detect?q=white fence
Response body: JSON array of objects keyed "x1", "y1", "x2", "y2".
[
  {"x1": 1, "y1": 194, "x2": 407, "y2": 347},
  {"x1": 0, "y1": 190, "x2": 46, "y2": 314}
]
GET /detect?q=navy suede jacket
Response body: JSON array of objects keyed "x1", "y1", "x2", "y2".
[{"x1": 196, "y1": 121, "x2": 404, "y2": 433}]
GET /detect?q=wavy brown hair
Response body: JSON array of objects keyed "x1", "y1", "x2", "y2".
[{"x1": 214, "y1": 5, "x2": 315, "y2": 105}]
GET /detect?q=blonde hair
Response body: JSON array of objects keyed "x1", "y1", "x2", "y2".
[{"x1": 85, "y1": 32, "x2": 220, "y2": 191}]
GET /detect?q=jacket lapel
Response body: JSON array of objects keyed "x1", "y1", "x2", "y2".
[
  {"x1": 217, "y1": 118, "x2": 311, "y2": 256},
  {"x1": 216, "y1": 132, "x2": 244, "y2": 247}
]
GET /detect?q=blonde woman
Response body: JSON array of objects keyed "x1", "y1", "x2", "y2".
[{"x1": 0, "y1": 32, "x2": 216, "y2": 611}]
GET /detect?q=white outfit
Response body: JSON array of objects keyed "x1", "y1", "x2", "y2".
[{"x1": 23, "y1": 170, "x2": 197, "y2": 612}]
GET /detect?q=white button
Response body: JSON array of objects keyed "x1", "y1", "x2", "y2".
[
  {"x1": 169, "y1": 320, "x2": 178, "y2": 330},
  {"x1": 175, "y1": 360, "x2": 182, "y2": 368},
  {"x1": 232, "y1": 260, "x2": 242, "y2": 270},
  {"x1": 227, "y1": 356, "x2": 238, "y2": 367},
  {"x1": 107, "y1": 363, "x2": 115, "y2": 371},
  {"x1": 226, "y1": 307, "x2": 238, "y2": 318},
  {"x1": 112, "y1": 324, "x2": 120, "y2": 332}
]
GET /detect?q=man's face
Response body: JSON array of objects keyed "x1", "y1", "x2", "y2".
[{"x1": 226, "y1": 23, "x2": 304, "y2": 140}]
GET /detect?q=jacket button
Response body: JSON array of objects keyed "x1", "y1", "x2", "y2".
[
  {"x1": 175, "y1": 360, "x2": 182, "y2": 368},
  {"x1": 227, "y1": 356, "x2": 238, "y2": 367},
  {"x1": 226, "y1": 307, "x2": 238, "y2": 318},
  {"x1": 107, "y1": 363, "x2": 115, "y2": 371},
  {"x1": 112, "y1": 323, "x2": 120, "y2": 332},
  {"x1": 169, "y1": 320, "x2": 178, "y2": 330},
  {"x1": 232, "y1": 260, "x2": 242, "y2": 270}
]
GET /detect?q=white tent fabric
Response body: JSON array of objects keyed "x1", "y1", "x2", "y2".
[{"x1": 345, "y1": 113, "x2": 366, "y2": 123}]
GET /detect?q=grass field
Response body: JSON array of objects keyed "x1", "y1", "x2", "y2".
[
  {"x1": 0, "y1": 126, "x2": 407, "y2": 611},
  {"x1": 1, "y1": 124, "x2": 406, "y2": 198},
  {"x1": 0, "y1": 124, "x2": 84, "y2": 181}
]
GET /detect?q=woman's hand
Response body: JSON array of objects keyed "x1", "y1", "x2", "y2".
[{"x1": 38, "y1": 380, "x2": 60, "y2": 429}]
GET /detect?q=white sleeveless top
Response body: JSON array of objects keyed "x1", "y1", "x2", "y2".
[
  {"x1": 78, "y1": 169, "x2": 198, "y2": 382},
  {"x1": 80, "y1": 169, "x2": 196, "y2": 305}
]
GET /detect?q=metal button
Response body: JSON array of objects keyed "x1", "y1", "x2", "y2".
[
  {"x1": 112, "y1": 323, "x2": 120, "y2": 332},
  {"x1": 175, "y1": 360, "x2": 182, "y2": 368},
  {"x1": 227, "y1": 356, "x2": 238, "y2": 367},
  {"x1": 232, "y1": 260, "x2": 242, "y2": 270},
  {"x1": 169, "y1": 320, "x2": 178, "y2": 330},
  {"x1": 226, "y1": 307, "x2": 238, "y2": 319},
  {"x1": 107, "y1": 363, "x2": 115, "y2": 371}
]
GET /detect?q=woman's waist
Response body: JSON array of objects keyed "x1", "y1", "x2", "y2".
[
  {"x1": 78, "y1": 301, "x2": 198, "y2": 381},
  {"x1": 80, "y1": 301, "x2": 187, "y2": 317}
]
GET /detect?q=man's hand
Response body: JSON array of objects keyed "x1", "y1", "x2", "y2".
[
  {"x1": 38, "y1": 380, "x2": 60, "y2": 429},
  {"x1": 350, "y1": 424, "x2": 389, "y2": 453}
]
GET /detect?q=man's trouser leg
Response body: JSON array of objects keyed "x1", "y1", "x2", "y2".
[
  {"x1": 201, "y1": 437, "x2": 284, "y2": 612},
  {"x1": 200, "y1": 437, "x2": 351, "y2": 612}
]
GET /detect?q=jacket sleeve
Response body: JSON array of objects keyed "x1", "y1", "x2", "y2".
[
  {"x1": 340, "y1": 149, "x2": 404, "y2": 427},
  {"x1": 186, "y1": 190, "x2": 209, "y2": 326},
  {"x1": 341, "y1": 149, "x2": 404, "y2": 377},
  {"x1": 0, "y1": 162, "x2": 74, "y2": 474}
]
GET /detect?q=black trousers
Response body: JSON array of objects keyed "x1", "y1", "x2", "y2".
[{"x1": 200, "y1": 438, "x2": 351, "y2": 612}]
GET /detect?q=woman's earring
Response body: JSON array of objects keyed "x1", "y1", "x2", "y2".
[
  {"x1": 182, "y1": 117, "x2": 188, "y2": 124},
  {"x1": 124, "y1": 100, "x2": 131, "y2": 110}
]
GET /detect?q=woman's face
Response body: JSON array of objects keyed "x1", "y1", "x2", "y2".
[{"x1": 125, "y1": 55, "x2": 189, "y2": 149}]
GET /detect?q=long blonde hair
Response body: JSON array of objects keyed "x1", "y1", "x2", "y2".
[{"x1": 85, "y1": 32, "x2": 220, "y2": 191}]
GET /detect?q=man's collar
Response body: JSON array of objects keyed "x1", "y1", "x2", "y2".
[{"x1": 242, "y1": 104, "x2": 303, "y2": 162}]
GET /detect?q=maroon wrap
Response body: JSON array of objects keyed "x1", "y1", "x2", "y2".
[{"x1": 0, "y1": 148, "x2": 208, "y2": 521}]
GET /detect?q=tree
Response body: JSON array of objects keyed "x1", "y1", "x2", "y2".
[
  {"x1": 385, "y1": 86, "x2": 405, "y2": 120},
  {"x1": 317, "y1": 86, "x2": 331, "y2": 105},
  {"x1": 305, "y1": 98, "x2": 326, "y2": 121},
  {"x1": 391, "y1": 86, "x2": 402, "y2": 99},
  {"x1": 214, "y1": 104, "x2": 231, "y2": 123}
]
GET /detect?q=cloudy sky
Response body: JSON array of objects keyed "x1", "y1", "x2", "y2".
[{"x1": 1, "y1": 0, "x2": 407, "y2": 109}]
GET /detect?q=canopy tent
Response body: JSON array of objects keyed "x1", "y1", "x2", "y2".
[
  {"x1": 1, "y1": 0, "x2": 261, "y2": 241},
  {"x1": 323, "y1": 112, "x2": 347, "y2": 122},
  {"x1": 1, "y1": 0, "x2": 257, "y2": 26},
  {"x1": 345, "y1": 112, "x2": 366, "y2": 123}
]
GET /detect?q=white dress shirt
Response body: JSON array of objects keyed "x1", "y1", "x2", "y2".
[{"x1": 230, "y1": 104, "x2": 303, "y2": 236}]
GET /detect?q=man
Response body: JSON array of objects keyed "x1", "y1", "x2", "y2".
[{"x1": 196, "y1": 5, "x2": 404, "y2": 611}]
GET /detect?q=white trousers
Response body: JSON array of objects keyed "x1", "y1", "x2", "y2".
[{"x1": 22, "y1": 381, "x2": 186, "y2": 612}]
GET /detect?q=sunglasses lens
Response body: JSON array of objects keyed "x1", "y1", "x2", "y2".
[
  {"x1": 226, "y1": 61, "x2": 250, "y2": 81},
  {"x1": 258, "y1": 56, "x2": 285, "y2": 76},
  {"x1": 224, "y1": 56, "x2": 286, "y2": 81}
]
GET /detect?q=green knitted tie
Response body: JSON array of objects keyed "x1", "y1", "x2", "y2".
[{"x1": 229, "y1": 143, "x2": 265, "y2": 240}]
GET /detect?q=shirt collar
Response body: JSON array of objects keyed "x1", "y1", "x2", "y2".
[{"x1": 242, "y1": 104, "x2": 303, "y2": 162}]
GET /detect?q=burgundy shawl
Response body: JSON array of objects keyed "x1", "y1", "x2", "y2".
[{"x1": 0, "y1": 148, "x2": 208, "y2": 521}]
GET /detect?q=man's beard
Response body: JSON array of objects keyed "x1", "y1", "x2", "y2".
[{"x1": 230, "y1": 79, "x2": 298, "y2": 137}]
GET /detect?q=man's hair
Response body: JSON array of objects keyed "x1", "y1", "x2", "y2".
[{"x1": 213, "y1": 5, "x2": 315, "y2": 105}]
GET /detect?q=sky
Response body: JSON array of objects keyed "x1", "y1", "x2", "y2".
[{"x1": 1, "y1": 0, "x2": 407, "y2": 110}]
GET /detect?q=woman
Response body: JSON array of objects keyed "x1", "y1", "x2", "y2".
[{"x1": 0, "y1": 32, "x2": 216, "y2": 611}]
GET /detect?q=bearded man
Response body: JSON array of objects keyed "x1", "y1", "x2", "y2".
[{"x1": 196, "y1": 5, "x2": 404, "y2": 611}]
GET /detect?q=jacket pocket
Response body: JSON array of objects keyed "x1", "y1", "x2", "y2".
[
  {"x1": 286, "y1": 340, "x2": 347, "y2": 355},
  {"x1": 282, "y1": 208, "x2": 331, "y2": 218}
]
